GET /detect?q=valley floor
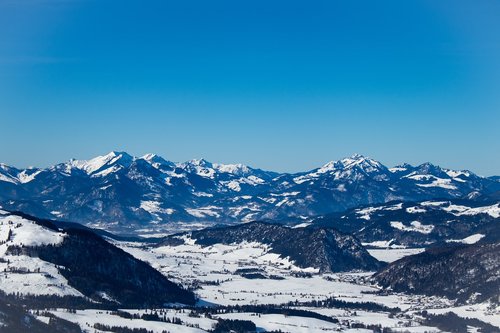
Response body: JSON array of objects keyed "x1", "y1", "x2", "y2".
[
  {"x1": 2, "y1": 219, "x2": 497, "y2": 332},
  {"x1": 38, "y1": 240, "x2": 496, "y2": 333}
]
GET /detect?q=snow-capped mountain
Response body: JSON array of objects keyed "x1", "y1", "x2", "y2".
[{"x1": 0, "y1": 152, "x2": 498, "y2": 233}]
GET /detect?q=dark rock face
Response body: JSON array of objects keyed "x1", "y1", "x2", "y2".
[
  {"x1": 1, "y1": 152, "x2": 499, "y2": 232},
  {"x1": 373, "y1": 242, "x2": 500, "y2": 304},
  {"x1": 4, "y1": 212, "x2": 196, "y2": 307},
  {"x1": 161, "y1": 222, "x2": 383, "y2": 273},
  {"x1": 314, "y1": 199, "x2": 499, "y2": 247}
]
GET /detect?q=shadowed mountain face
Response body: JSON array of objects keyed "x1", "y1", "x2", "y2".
[
  {"x1": 160, "y1": 222, "x2": 383, "y2": 273},
  {"x1": 1, "y1": 152, "x2": 499, "y2": 232},
  {"x1": 1, "y1": 211, "x2": 196, "y2": 307},
  {"x1": 373, "y1": 242, "x2": 500, "y2": 304},
  {"x1": 313, "y1": 199, "x2": 500, "y2": 247}
]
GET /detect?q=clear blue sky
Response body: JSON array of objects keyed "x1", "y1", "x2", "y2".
[{"x1": 0, "y1": 0, "x2": 499, "y2": 175}]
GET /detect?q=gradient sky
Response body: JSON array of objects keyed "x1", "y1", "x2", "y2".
[{"x1": 0, "y1": 0, "x2": 499, "y2": 175}]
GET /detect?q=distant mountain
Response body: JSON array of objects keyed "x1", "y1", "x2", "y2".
[
  {"x1": 160, "y1": 222, "x2": 383, "y2": 273},
  {"x1": 0, "y1": 209, "x2": 195, "y2": 307},
  {"x1": 313, "y1": 199, "x2": 500, "y2": 247},
  {"x1": 1, "y1": 152, "x2": 499, "y2": 232},
  {"x1": 373, "y1": 242, "x2": 500, "y2": 304}
]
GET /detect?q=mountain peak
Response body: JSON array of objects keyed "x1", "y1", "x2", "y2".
[
  {"x1": 179, "y1": 158, "x2": 216, "y2": 178},
  {"x1": 415, "y1": 162, "x2": 444, "y2": 174},
  {"x1": 185, "y1": 158, "x2": 213, "y2": 168},
  {"x1": 141, "y1": 153, "x2": 157, "y2": 160},
  {"x1": 107, "y1": 151, "x2": 133, "y2": 159},
  {"x1": 312, "y1": 155, "x2": 386, "y2": 181},
  {"x1": 389, "y1": 163, "x2": 413, "y2": 173},
  {"x1": 341, "y1": 153, "x2": 377, "y2": 164},
  {"x1": 0, "y1": 163, "x2": 17, "y2": 172},
  {"x1": 315, "y1": 157, "x2": 378, "y2": 178},
  {"x1": 349, "y1": 153, "x2": 366, "y2": 160},
  {"x1": 340, "y1": 154, "x2": 382, "y2": 170},
  {"x1": 141, "y1": 153, "x2": 174, "y2": 166},
  {"x1": 69, "y1": 151, "x2": 134, "y2": 175},
  {"x1": 213, "y1": 163, "x2": 251, "y2": 175}
]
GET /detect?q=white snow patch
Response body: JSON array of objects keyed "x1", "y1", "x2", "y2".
[
  {"x1": 407, "y1": 174, "x2": 458, "y2": 190},
  {"x1": 445, "y1": 169, "x2": 471, "y2": 179},
  {"x1": 0, "y1": 214, "x2": 83, "y2": 297},
  {"x1": 447, "y1": 233, "x2": 485, "y2": 245},
  {"x1": 362, "y1": 240, "x2": 405, "y2": 249},
  {"x1": 17, "y1": 170, "x2": 42, "y2": 183},
  {"x1": 443, "y1": 203, "x2": 500, "y2": 218},
  {"x1": 389, "y1": 167, "x2": 407, "y2": 172},
  {"x1": 292, "y1": 222, "x2": 312, "y2": 228},
  {"x1": 0, "y1": 215, "x2": 66, "y2": 247},
  {"x1": 140, "y1": 200, "x2": 174, "y2": 215},
  {"x1": 219, "y1": 312, "x2": 340, "y2": 333},
  {"x1": 390, "y1": 221, "x2": 434, "y2": 234},
  {"x1": 355, "y1": 203, "x2": 403, "y2": 220},
  {"x1": 226, "y1": 180, "x2": 241, "y2": 192},
  {"x1": 367, "y1": 248, "x2": 425, "y2": 263},
  {"x1": 0, "y1": 173, "x2": 17, "y2": 184},
  {"x1": 421, "y1": 201, "x2": 448, "y2": 207},
  {"x1": 92, "y1": 164, "x2": 122, "y2": 177},
  {"x1": 192, "y1": 192, "x2": 213, "y2": 197},
  {"x1": 406, "y1": 206, "x2": 427, "y2": 214},
  {"x1": 426, "y1": 302, "x2": 500, "y2": 328},
  {"x1": 213, "y1": 163, "x2": 250, "y2": 175},
  {"x1": 70, "y1": 151, "x2": 130, "y2": 176},
  {"x1": 50, "y1": 309, "x2": 205, "y2": 333},
  {"x1": 186, "y1": 207, "x2": 221, "y2": 218}
]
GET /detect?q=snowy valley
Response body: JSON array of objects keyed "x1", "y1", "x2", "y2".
[{"x1": 0, "y1": 207, "x2": 498, "y2": 333}]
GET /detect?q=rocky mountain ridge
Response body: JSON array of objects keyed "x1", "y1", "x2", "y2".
[{"x1": 1, "y1": 152, "x2": 498, "y2": 232}]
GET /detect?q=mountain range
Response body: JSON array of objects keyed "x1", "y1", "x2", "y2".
[{"x1": 1, "y1": 151, "x2": 499, "y2": 233}]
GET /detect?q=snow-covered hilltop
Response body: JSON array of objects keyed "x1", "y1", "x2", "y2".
[
  {"x1": 0, "y1": 209, "x2": 195, "y2": 306},
  {"x1": 313, "y1": 199, "x2": 500, "y2": 247},
  {"x1": 0, "y1": 152, "x2": 498, "y2": 232}
]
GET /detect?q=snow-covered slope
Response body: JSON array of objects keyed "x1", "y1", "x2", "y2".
[
  {"x1": 374, "y1": 242, "x2": 500, "y2": 304},
  {"x1": 0, "y1": 210, "x2": 83, "y2": 298},
  {"x1": 0, "y1": 152, "x2": 498, "y2": 232},
  {"x1": 313, "y1": 199, "x2": 500, "y2": 247},
  {"x1": 159, "y1": 221, "x2": 383, "y2": 273},
  {"x1": 0, "y1": 210, "x2": 195, "y2": 307}
]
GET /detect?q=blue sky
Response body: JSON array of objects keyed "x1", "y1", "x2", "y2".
[{"x1": 0, "y1": 0, "x2": 499, "y2": 175}]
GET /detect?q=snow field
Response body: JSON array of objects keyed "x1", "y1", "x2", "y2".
[{"x1": 0, "y1": 214, "x2": 82, "y2": 297}]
